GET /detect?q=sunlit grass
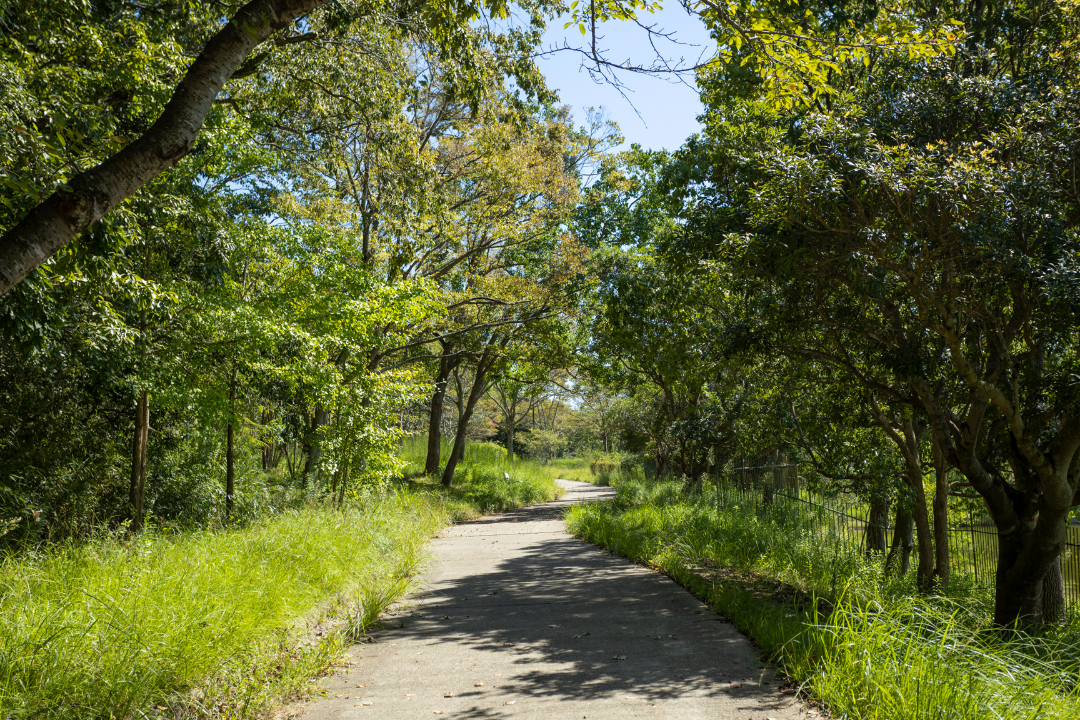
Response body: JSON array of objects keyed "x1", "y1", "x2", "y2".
[
  {"x1": 399, "y1": 437, "x2": 563, "y2": 518},
  {"x1": 0, "y1": 492, "x2": 442, "y2": 718},
  {"x1": 566, "y1": 477, "x2": 1080, "y2": 719},
  {"x1": 0, "y1": 438, "x2": 567, "y2": 719}
]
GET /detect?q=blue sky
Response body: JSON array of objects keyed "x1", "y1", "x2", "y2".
[{"x1": 536, "y1": 5, "x2": 714, "y2": 152}]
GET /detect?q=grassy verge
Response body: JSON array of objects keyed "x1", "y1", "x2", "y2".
[
  {"x1": 0, "y1": 493, "x2": 439, "y2": 718},
  {"x1": 1, "y1": 440, "x2": 563, "y2": 719},
  {"x1": 399, "y1": 438, "x2": 563, "y2": 519},
  {"x1": 566, "y1": 478, "x2": 1080, "y2": 720}
]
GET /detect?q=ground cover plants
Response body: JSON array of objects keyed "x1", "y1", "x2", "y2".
[
  {"x1": 399, "y1": 438, "x2": 563, "y2": 519},
  {"x1": 0, "y1": 440, "x2": 562, "y2": 719},
  {"x1": 0, "y1": 495, "x2": 436, "y2": 718},
  {"x1": 567, "y1": 478, "x2": 1080, "y2": 719}
]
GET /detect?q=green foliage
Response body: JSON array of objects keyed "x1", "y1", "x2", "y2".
[
  {"x1": 398, "y1": 436, "x2": 563, "y2": 519},
  {"x1": 0, "y1": 440, "x2": 566, "y2": 719},
  {"x1": 0, "y1": 493, "x2": 443, "y2": 718},
  {"x1": 567, "y1": 479, "x2": 1080, "y2": 718}
]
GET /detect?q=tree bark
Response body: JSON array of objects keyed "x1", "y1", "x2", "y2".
[
  {"x1": 907, "y1": 456, "x2": 937, "y2": 591},
  {"x1": 885, "y1": 499, "x2": 914, "y2": 576},
  {"x1": 866, "y1": 492, "x2": 889, "y2": 557},
  {"x1": 226, "y1": 419, "x2": 235, "y2": 519},
  {"x1": 931, "y1": 434, "x2": 950, "y2": 590},
  {"x1": 0, "y1": 0, "x2": 328, "y2": 295},
  {"x1": 425, "y1": 348, "x2": 458, "y2": 476},
  {"x1": 441, "y1": 348, "x2": 495, "y2": 487},
  {"x1": 1041, "y1": 555, "x2": 1065, "y2": 626},
  {"x1": 128, "y1": 391, "x2": 150, "y2": 533}
]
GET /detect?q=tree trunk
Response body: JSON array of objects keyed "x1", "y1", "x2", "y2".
[
  {"x1": 442, "y1": 350, "x2": 494, "y2": 487},
  {"x1": 931, "y1": 435, "x2": 950, "y2": 591},
  {"x1": 885, "y1": 499, "x2": 914, "y2": 576},
  {"x1": 302, "y1": 406, "x2": 330, "y2": 486},
  {"x1": 0, "y1": 0, "x2": 329, "y2": 295},
  {"x1": 128, "y1": 391, "x2": 150, "y2": 533},
  {"x1": 226, "y1": 420, "x2": 235, "y2": 519},
  {"x1": 865, "y1": 492, "x2": 889, "y2": 557},
  {"x1": 912, "y1": 378, "x2": 1077, "y2": 627},
  {"x1": 506, "y1": 416, "x2": 515, "y2": 460},
  {"x1": 991, "y1": 508, "x2": 1070, "y2": 628},
  {"x1": 1041, "y1": 555, "x2": 1065, "y2": 626},
  {"x1": 425, "y1": 350, "x2": 457, "y2": 476},
  {"x1": 868, "y1": 403, "x2": 936, "y2": 590},
  {"x1": 907, "y1": 463, "x2": 936, "y2": 591}
]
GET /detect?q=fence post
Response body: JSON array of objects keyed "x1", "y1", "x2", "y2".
[{"x1": 970, "y1": 508, "x2": 978, "y2": 586}]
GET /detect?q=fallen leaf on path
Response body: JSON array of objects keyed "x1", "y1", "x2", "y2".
[
  {"x1": 611, "y1": 655, "x2": 627, "y2": 661},
  {"x1": 495, "y1": 673, "x2": 503, "y2": 677},
  {"x1": 503, "y1": 701, "x2": 516, "y2": 705},
  {"x1": 434, "y1": 711, "x2": 444, "y2": 714},
  {"x1": 474, "y1": 682, "x2": 484, "y2": 687},
  {"x1": 335, "y1": 694, "x2": 343, "y2": 698},
  {"x1": 362, "y1": 702, "x2": 373, "y2": 706},
  {"x1": 443, "y1": 691, "x2": 454, "y2": 697}
]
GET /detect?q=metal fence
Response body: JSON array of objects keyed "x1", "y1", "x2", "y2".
[{"x1": 716, "y1": 458, "x2": 1080, "y2": 604}]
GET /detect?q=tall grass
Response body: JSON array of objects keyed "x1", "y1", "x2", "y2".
[
  {"x1": 566, "y1": 477, "x2": 1080, "y2": 720},
  {"x1": 0, "y1": 435, "x2": 569, "y2": 720},
  {"x1": 0, "y1": 493, "x2": 443, "y2": 718},
  {"x1": 399, "y1": 437, "x2": 562, "y2": 518}
]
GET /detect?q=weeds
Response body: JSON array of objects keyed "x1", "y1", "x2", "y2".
[
  {"x1": 0, "y1": 438, "x2": 563, "y2": 719},
  {"x1": 566, "y1": 477, "x2": 1080, "y2": 720},
  {"x1": 398, "y1": 438, "x2": 563, "y2": 520}
]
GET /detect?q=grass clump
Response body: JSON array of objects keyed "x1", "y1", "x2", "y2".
[
  {"x1": 0, "y1": 438, "x2": 566, "y2": 719},
  {"x1": 0, "y1": 492, "x2": 441, "y2": 718},
  {"x1": 399, "y1": 438, "x2": 562, "y2": 520},
  {"x1": 566, "y1": 477, "x2": 1080, "y2": 720}
]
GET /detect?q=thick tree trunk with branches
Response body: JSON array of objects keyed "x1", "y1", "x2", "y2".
[
  {"x1": 425, "y1": 345, "x2": 460, "y2": 476},
  {"x1": 0, "y1": 0, "x2": 327, "y2": 295},
  {"x1": 912, "y1": 377, "x2": 1078, "y2": 628},
  {"x1": 442, "y1": 344, "x2": 500, "y2": 487}
]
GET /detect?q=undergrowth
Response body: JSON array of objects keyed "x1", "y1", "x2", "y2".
[
  {"x1": 399, "y1": 438, "x2": 563, "y2": 519},
  {"x1": 566, "y1": 477, "x2": 1080, "y2": 720},
  {"x1": 0, "y1": 439, "x2": 562, "y2": 719}
]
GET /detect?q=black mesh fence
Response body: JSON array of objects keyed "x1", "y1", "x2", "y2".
[{"x1": 714, "y1": 458, "x2": 1080, "y2": 604}]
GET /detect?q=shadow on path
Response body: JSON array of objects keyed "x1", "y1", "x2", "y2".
[{"x1": 296, "y1": 480, "x2": 806, "y2": 720}]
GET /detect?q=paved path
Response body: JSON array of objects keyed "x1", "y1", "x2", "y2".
[{"x1": 296, "y1": 480, "x2": 808, "y2": 720}]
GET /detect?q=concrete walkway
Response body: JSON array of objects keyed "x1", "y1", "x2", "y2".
[{"x1": 296, "y1": 480, "x2": 808, "y2": 720}]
